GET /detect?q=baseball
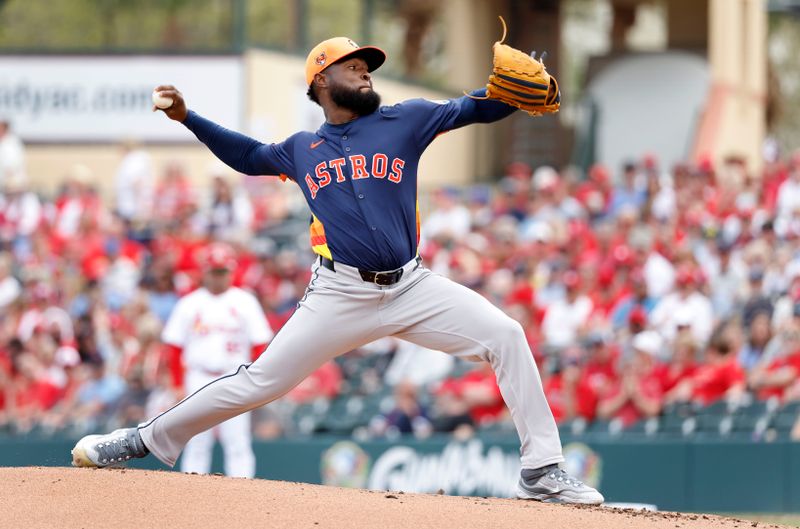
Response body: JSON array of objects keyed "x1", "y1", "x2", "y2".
[{"x1": 152, "y1": 90, "x2": 173, "y2": 109}]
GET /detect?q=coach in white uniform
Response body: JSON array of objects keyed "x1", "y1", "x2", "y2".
[{"x1": 161, "y1": 242, "x2": 273, "y2": 477}]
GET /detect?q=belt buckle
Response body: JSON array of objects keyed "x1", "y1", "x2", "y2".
[
  {"x1": 373, "y1": 272, "x2": 391, "y2": 286},
  {"x1": 373, "y1": 268, "x2": 402, "y2": 286}
]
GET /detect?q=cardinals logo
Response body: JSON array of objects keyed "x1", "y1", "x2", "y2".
[
  {"x1": 315, "y1": 52, "x2": 327, "y2": 66},
  {"x1": 192, "y1": 314, "x2": 209, "y2": 336}
]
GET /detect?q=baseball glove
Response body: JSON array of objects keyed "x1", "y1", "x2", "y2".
[{"x1": 469, "y1": 16, "x2": 561, "y2": 117}]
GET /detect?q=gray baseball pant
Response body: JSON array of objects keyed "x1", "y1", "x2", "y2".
[{"x1": 139, "y1": 257, "x2": 564, "y2": 470}]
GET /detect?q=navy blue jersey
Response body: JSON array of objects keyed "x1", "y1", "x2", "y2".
[{"x1": 183, "y1": 89, "x2": 515, "y2": 271}]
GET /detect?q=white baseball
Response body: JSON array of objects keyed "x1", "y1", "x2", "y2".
[{"x1": 152, "y1": 90, "x2": 174, "y2": 109}]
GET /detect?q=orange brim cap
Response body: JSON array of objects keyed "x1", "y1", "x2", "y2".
[{"x1": 305, "y1": 37, "x2": 386, "y2": 86}]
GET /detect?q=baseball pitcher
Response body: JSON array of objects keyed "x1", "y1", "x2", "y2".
[{"x1": 72, "y1": 23, "x2": 603, "y2": 504}]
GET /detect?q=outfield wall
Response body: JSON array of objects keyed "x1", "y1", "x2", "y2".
[{"x1": 2, "y1": 434, "x2": 798, "y2": 513}]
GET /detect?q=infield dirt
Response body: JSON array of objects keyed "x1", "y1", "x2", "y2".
[{"x1": 0, "y1": 467, "x2": 789, "y2": 529}]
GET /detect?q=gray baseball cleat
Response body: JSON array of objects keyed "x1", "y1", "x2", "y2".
[
  {"x1": 71, "y1": 428, "x2": 149, "y2": 468},
  {"x1": 517, "y1": 465, "x2": 604, "y2": 504}
]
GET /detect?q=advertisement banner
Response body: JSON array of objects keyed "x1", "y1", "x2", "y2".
[
  {"x1": 320, "y1": 439, "x2": 603, "y2": 499},
  {"x1": 0, "y1": 55, "x2": 243, "y2": 142}
]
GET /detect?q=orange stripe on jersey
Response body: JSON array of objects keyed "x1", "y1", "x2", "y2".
[
  {"x1": 416, "y1": 198, "x2": 421, "y2": 246},
  {"x1": 309, "y1": 215, "x2": 333, "y2": 260}
]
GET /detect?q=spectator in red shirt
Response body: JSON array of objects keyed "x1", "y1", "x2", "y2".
[
  {"x1": 0, "y1": 344, "x2": 12, "y2": 428},
  {"x1": 669, "y1": 331, "x2": 746, "y2": 406},
  {"x1": 7, "y1": 351, "x2": 62, "y2": 433},
  {"x1": 597, "y1": 331, "x2": 664, "y2": 427},
  {"x1": 543, "y1": 347, "x2": 597, "y2": 423},
  {"x1": 579, "y1": 332, "x2": 619, "y2": 403},
  {"x1": 432, "y1": 361, "x2": 505, "y2": 432},
  {"x1": 748, "y1": 330, "x2": 800, "y2": 402},
  {"x1": 505, "y1": 301, "x2": 543, "y2": 364},
  {"x1": 658, "y1": 333, "x2": 699, "y2": 404},
  {"x1": 50, "y1": 164, "x2": 94, "y2": 242},
  {"x1": 575, "y1": 164, "x2": 612, "y2": 220}
]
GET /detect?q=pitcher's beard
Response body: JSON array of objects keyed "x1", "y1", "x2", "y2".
[{"x1": 329, "y1": 83, "x2": 381, "y2": 115}]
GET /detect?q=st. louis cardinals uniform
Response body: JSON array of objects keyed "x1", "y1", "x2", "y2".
[
  {"x1": 162, "y1": 267, "x2": 273, "y2": 477},
  {"x1": 73, "y1": 36, "x2": 603, "y2": 504}
]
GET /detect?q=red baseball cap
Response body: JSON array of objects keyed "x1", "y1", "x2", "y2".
[
  {"x1": 305, "y1": 37, "x2": 386, "y2": 86},
  {"x1": 675, "y1": 265, "x2": 695, "y2": 286},
  {"x1": 588, "y1": 164, "x2": 609, "y2": 184},
  {"x1": 204, "y1": 242, "x2": 237, "y2": 272},
  {"x1": 629, "y1": 305, "x2": 647, "y2": 325},
  {"x1": 697, "y1": 153, "x2": 715, "y2": 174},
  {"x1": 642, "y1": 153, "x2": 658, "y2": 170}
]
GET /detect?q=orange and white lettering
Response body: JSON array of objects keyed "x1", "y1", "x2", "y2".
[
  {"x1": 304, "y1": 173, "x2": 320, "y2": 199},
  {"x1": 388, "y1": 158, "x2": 405, "y2": 183},
  {"x1": 350, "y1": 155, "x2": 369, "y2": 179},
  {"x1": 315, "y1": 162, "x2": 331, "y2": 187},
  {"x1": 329, "y1": 158, "x2": 347, "y2": 183},
  {"x1": 372, "y1": 153, "x2": 388, "y2": 178}
]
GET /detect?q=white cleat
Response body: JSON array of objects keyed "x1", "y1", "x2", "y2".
[{"x1": 71, "y1": 428, "x2": 149, "y2": 468}]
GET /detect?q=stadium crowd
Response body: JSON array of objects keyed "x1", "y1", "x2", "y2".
[{"x1": 1, "y1": 132, "x2": 800, "y2": 443}]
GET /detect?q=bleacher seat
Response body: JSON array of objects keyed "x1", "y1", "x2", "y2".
[
  {"x1": 780, "y1": 401, "x2": 800, "y2": 416},
  {"x1": 559, "y1": 417, "x2": 589, "y2": 436},
  {"x1": 733, "y1": 413, "x2": 768, "y2": 437},
  {"x1": 583, "y1": 419, "x2": 608, "y2": 434},
  {"x1": 774, "y1": 410, "x2": 798, "y2": 435},
  {"x1": 699, "y1": 414, "x2": 734, "y2": 437},
  {"x1": 659, "y1": 401, "x2": 697, "y2": 436},
  {"x1": 625, "y1": 417, "x2": 659, "y2": 436}
]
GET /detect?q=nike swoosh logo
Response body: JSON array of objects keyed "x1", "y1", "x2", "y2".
[{"x1": 310, "y1": 139, "x2": 325, "y2": 149}]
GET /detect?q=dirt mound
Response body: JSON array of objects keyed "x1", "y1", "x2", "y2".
[{"x1": 0, "y1": 467, "x2": 786, "y2": 529}]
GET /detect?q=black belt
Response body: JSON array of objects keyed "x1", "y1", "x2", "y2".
[{"x1": 320, "y1": 256, "x2": 420, "y2": 286}]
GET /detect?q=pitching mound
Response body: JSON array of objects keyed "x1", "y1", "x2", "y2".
[{"x1": 0, "y1": 467, "x2": 787, "y2": 529}]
